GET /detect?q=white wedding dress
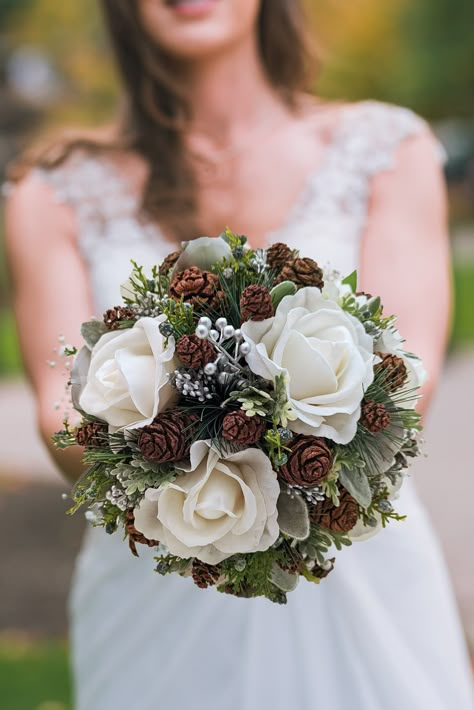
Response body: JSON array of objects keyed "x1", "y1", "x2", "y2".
[{"x1": 37, "y1": 101, "x2": 473, "y2": 710}]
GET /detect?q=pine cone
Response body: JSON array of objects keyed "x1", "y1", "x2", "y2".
[
  {"x1": 169, "y1": 266, "x2": 223, "y2": 309},
  {"x1": 240, "y1": 285, "x2": 274, "y2": 323},
  {"x1": 275, "y1": 257, "x2": 324, "y2": 290},
  {"x1": 360, "y1": 400, "x2": 391, "y2": 433},
  {"x1": 137, "y1": 410, "x2": 197, "y2": 462},
  {"x1": 278, "y1": 435, "x2": 333, "y2": 487},
  {"x1": 191, "y1": 559, "x2": 221, "y2": 589},
  {"x1": 176, "y1": 334, "x2": 216, "y2": 369},
  {"x1": 159, "y1": 250, "x2": 181, "y2": 275},
  {"x1": 75, "y1": 421, "x2": 108, "y2": 448},
  {"x1": 222, "y1": 410, "x2": 266, "y2": 445},
  {"x1": 375, "y1": 352, "x2": 408, "y2": 391},
  {"x1": 103, "y1": 306, "x2": 137, "y2": 330},
  {"x1": 310, "y1": 487, "x2": 359, "y2": 533},
  {"x1": 311, "y1": 558, "x2": 335, "y2": 579},
  {"x1": 266, "y1": 242, "x2": 294, "y2": 270},
  {"x1": 126, "y1": 510, "x2": 159, "y2": 557}
]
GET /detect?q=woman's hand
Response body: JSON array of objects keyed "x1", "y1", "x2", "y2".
[
  {"x1": 360, "y1": 129, "x2": 450, "y2": 417},
  {"x1": 5, "y1": 173, "x2": 94, "y2": 483}
]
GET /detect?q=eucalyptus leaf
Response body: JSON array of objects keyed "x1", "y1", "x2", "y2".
[
  {"x1": 277, "y1": 490, "x2": 310, "y2": 540},
  {"x1": 81, "y1": 321, "x2": 108, "y2": 350},
  {"x1": 366, "y1": 296, "x2": 381, "y2": 315},
  {"x1": 338, "y1": 466, "x2": 372, "y2": 508},
  {"x1": 342, "y1": 270, "x2": 357, "y2": 293},
  {"x1": 70, "y1": 345, "x2": 91, "y2": 413},
  {"x1": 271, "y1": 564, "x2": 299, "y2": 592},
  {"x1": 270, "y1": 281, "x2": 297, "y2": 310}
]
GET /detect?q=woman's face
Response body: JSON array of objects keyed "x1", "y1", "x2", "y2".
[{"x1": 137, "y1": 0, "x2": 262, "y2": 59}]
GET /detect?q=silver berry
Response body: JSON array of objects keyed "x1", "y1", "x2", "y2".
[
  {"x1": 198, "y1": 316, "x2": 212, "y2": 329},
  {"x1": 215, "y1": 317, "x2": 228, "y2": 330},
  {"x1": 195, "y1": 324, "x2": 209, "y2": 339},
  {"x1": 204, "y1": 362, "x2": 217, "y2": 376},
  {"x1": 223, "y1": 325, "x2": 235, "y2": 339},
  {"x1": 239, "y1": 342, "x2": 251, "y2": 356}
]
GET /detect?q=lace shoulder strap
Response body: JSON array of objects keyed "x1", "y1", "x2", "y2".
[
  {"x1": 32, "y1": 151, "x2": 139, "y2": 229},
  {"x1": 332, "y1": 100, "x2": 444, "y2": 177}
]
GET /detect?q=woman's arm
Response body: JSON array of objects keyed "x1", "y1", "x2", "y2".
[
  {"x1": 5, "y1": 174, "x2": 94, "y2": 483},
  {"x1": 359, "y1": 130, "x2": 451, "y2": 417}
]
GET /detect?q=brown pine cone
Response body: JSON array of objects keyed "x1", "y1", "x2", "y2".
[
  {"x1": 176, "y1": 334, "x2": 216, "y2": 369},
  {"x1": 310, "y1": 487, "x2": 359, "y2": 533},
  {"x1": 103, "y1": 306, "x2": 137, "y2": 330},
  {"x1": 169, "y1": 266, "x2": 223, "y2": 309},
  {"x1": 75, "y1": 421, "x2": 108, "y2": 448},
  {"x1": 360, "y1": 400, "x2": 391, "y2": 433},
  {"x1": 137, "y1": 410, "x2": 197, "y2": 462},
  {"x1": 126, "y1": 510, "x2": 159, "y2": 557},
  {"x1": 240, "y1": 285, "x2": 274, "y2": 323},
  {"x1": 278, "y1": 435, "x2": 333, "y2": 487},
  {"x1": 311, "y1": 558, "x2": 335, "y2": 580},
  {"x1": 222, "y1": 410, "x2": 266, "y2": 445},
  {"x1": 159, "y1": 250, "x2": 181, "y2": 275},
  {"x1": 191, "y1": 559, "x2": 221, "y2": 589},
  {"x1": 375, "y1": 352, "x2": 408, "y2": 392},
  {"x1": 275, "y1": 257, "x2": 324, "y2": 290},
  {"x1": 266, "y1": 242, "x2": 294, "y2": 270}
]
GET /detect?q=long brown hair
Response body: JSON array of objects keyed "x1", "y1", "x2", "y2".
[{"x1": 14, "y1": 0, "x2": 317, "y2": 240}]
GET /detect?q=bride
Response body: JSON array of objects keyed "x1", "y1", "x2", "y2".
[{"x1": 5, "y1": 1, "x2": 473, "y2": 708}]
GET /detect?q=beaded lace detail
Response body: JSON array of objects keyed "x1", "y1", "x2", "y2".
[{"x1": 32, "y1": 101, "x2": 436, "y2": 261}]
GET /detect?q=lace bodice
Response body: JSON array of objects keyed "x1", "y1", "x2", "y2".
[{"x1": 32, "y1": 101, "x2": 436, "y2": 314}]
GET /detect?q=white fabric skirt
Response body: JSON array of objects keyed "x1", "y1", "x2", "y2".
[{"x1": 70, "y1": 479, "x2": 474, "y2": 710}]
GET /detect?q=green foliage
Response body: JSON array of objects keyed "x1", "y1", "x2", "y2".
[
  {"x1": 218, "y1": 548, "x2": 290, "y2": 604},
  {"x1": 0, "y1": 640, "x2": 71, "y2": 710},
  {"x1": 361, "y1": 486, "x2": 407, "y2": 528},
  {"x1": 298, "y1": 525, "x2": 352, "y2": 566}
]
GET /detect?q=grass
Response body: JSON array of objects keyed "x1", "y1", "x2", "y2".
[
  {"x1": 0, "y1": 639, "x2": 72, "y2": 710},
  {"x1": 451, "y1": 261, "x2": 474, "y2": 346}
]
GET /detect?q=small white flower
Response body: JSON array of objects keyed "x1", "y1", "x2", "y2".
[
  {"x1": 133, "y1": 441, "x2": 280, "y2": 564},
  {"x1": 241, "y1": 287, "x2": 375, "y2": 444}
]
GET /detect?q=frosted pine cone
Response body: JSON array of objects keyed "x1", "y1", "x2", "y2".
[
  {"x1": 103, "y1": 306, "x2": 137, "y2": 330},
  {"x1": 310, "y1": 487, "x2": 359, "y2": 533},
  {"x1": 275, "y1": 257, "x2": 324, "y2": 290},
  {"x1": 169, "y1": 267, "x2": 223, "y2": 309},
  {"x1": 159, "y1": 250, "x2": 181, "y2": 275},
  {"x1": 360, "y1": 400, "x2": 391, "y2": 433},
  {"x1": 75, "y1": 421, "x2": 108, "y2": 448},
  {"x1": 278, "y1": 435, "x2": 333, "y2": 486},
  {"x1": 375, "y1": 352, "x2": 408, "y2": 391},
  {"x1": 126, "y1": 510, "x2": 159, "y2": 557},
  {"x1": 266, "y1": 242, "x2": 294, "y2": 270},
  {"x1": 176, "y1": 334, "x2": 216, "y2": 368},
  {"x1": 240, "y1": 285, "x2": 274, "y2": 323},
  {"x1": 191, "y1": 559, "x2": 221, "y2": 589},
  {"x1": 222, "y1": 410, "x2": 266, "y2": 445},
  {"x1": 137, "y1": 411, "x2": 197, "y2": 462}
]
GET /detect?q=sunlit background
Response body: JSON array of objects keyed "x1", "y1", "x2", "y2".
[{"x1": 0, "y1": 1, "x2": 473, "y2": 707}]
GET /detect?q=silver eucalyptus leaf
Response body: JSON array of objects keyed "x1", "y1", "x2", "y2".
[
  {"x1": 271, "y1": 564, "x2": 299, "y2": 592},
  {"x1": 277, "y1": 489, "x2": 310, "y2": 540},
  {"x1": 270, "y1": 281, "x2": 297, "y2": 310},
  {"x1": 338, "y1": 466, "x2": 372, "y2": 508},
  {"x1": 80, "y1": 320, "x2": 108, "y2": 350}
]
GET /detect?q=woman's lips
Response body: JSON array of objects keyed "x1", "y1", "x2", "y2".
[{"x1": 165, "y1": 0, "x2": 220, "y2": 18}]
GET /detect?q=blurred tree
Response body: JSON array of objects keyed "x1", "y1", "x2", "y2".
[{"x1": 397, "y1": 0, "x2": 474, "y2": 119}]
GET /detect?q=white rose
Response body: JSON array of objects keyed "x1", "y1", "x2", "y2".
[
  {"x1": 173, "y1": 235, "x2": 232, "y2": 273},
  {"x1": 78, "y1": 316, "x2": 178, "y2": 430},
  {"x1": 241, "y1": 287, "x2": 374, "y2": 444},
  {"x1": 133, "y1": 441, "x2": 280, "y2": 564},
  {"x1": 375, "y1": 327, "x2": 427, "y2": 408}
]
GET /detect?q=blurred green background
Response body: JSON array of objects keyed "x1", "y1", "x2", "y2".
[{"x1": 0, "y1": 1, "x2": 473, "y2": 707}]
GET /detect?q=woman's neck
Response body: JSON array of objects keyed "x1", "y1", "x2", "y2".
[{"x1": 184, "y1": 34, "x2": 290, "y2": 147}]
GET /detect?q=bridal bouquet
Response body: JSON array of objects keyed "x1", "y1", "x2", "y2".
[{"x1": 55, "y1": 230, "x2": 425, "y2": 603}]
